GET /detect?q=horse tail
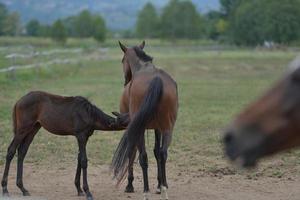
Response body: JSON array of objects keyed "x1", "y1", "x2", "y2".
[
  {"x1": 111, "y1": 76, "x2": 163, "y2": 183},
  {"x1": 12, "y1": 103, "x2": 17, "y2": 135}
]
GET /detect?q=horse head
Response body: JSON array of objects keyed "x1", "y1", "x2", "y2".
[{"x1": 223, "y1": 66, "x2": 300, "y2": 167}]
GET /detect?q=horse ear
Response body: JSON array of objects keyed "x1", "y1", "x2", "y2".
[
  {"x1": 119, "y1": 41, "x2": 127, "y2": 53},
  {"x1": 139, "y1": 40, "x2": 145, "y2": 49}
]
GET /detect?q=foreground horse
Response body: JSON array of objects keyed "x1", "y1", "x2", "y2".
[
  {"x1": 224, "y1": 65, "x2": 300, "y2": 167},
  {"x1": 1, "y1": 91, "x2": 125, "y2": 200},
  {"x1": 111, "y1": 41, "x2": 178, "y2": 200}
]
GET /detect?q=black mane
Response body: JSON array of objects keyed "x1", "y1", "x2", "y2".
[
  {"x1": 133, "y1": 46, "x2": 153, "y2": 62},
  {"x1": 75, "y1": 96, "x2": 114, "y2": 124}
]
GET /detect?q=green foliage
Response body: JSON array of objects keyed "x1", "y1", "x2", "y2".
[
  {"x1": 62, "y1": 16, "x2": 77, "y2": 37},
  {"x1": 205, "y1": 11, "x2": 225, "y2": 40},
  {"x1": 136, "y1": 2, "x2": 159, "y2": 38},
  {"x1": 51, "y1": 19, "x2": 67, "y2": 44},
  {"x1": 93, "y1": 16, "x2": 106, "y2": 42},
  {"x1": 231, "y1": 0, "x2": 300, "y2": 45},
  {"x1": 26, "y1": 19, "x2": 41, "y2": 36},
  {"x1": 2, "y1": 12, "x2": 20, "y2": 36},
  {"x1": 160, "y1": 0, "x2": 204, "y2": 39},
  {"x1": 220, "y1": 0, "x2": 245, "y2": 16},
  {"x1": 0, "y1": 3, "x2": 8, "y2": 35},
  {"x1": 74, "y1": 10, "x2": 94, "y2": 38},
  {"x1": 38, "y1": 25, "x2": 52, "y2": 37},
  {"x1": 62, "y1": 10, "x2": 106, "y2": 41},
  {"x1": 0, "y1": 3, "x2": 20, "y2": 36}
]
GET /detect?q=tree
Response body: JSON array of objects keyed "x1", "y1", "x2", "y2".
[
  {"x1": 205, "y1": 11, "x2": 221, "y2": 40},
  {"x1": 93, "y1": 15, "x2": 106, "y2": 42},
  {"x1": 38, "y1": 25, "x2": 52, "y2": 37},
  {"x1": 74, "y1": 10, "x2": 94, "y2": 37},
  {"x1": 0, "y1": 3, "x2": 8, "y2": 35},
  {"x1": 62, "y1": 16, "x2": 77, "y2": 37},
  {"x1": 160, "y1": 0, "x2": 204, "y2": 39},
  {"x1": 261, "y1": 0, "x2": 300, "y2": 44},
  {"x1": 136, "y1": 2, "x2": 159, "y2": 38},
  {"x1": 220, "y1": 0, "x2": 245, "y2": 16},
  {"x1": 51, "y1": 19, "x2": 67, "y2": 44},
  {"x1": 26, "y1": 19, "x2": 41, "y2": 36},
  {"x1": 231, "y1": 0, "x2": 300, "y2": 45},
  {"x1": 3, "y1": 12, "x2": 20, "y2": 36}
]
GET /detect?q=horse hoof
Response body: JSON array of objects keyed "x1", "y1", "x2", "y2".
[
  {"x1": 23, "y1": 191, "x2": 31, "y2": 196},
  {"x1": 160, "y1": 186, "x2": 168, "y2": 200},
  {"x1": 78, "y1": 191, "x2": 85, "y2": 196},
  {"x1": 143, "y1": 192, "x2": 150, "y2": 200},
  {"x1": 156, "y1": 187, "x2": 161, "y2": 194},
  {"x1": 2, "y1": 191, "x2": 9, "y2": 197},
  {"x1": 125, "y1": 185, "x2": 134, "y2": 193}
]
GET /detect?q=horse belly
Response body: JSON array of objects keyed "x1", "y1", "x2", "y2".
[{"x1": 38, "y1": 107, "x2": 74, "y2": 135}]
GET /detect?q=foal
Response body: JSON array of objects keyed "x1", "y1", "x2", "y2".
[
  {"x1": 1, "y1": 91, "x2": 125, "y2": 200},
  {"x1": 111, "y1": 41, "x2": 178, "y2": 200}
]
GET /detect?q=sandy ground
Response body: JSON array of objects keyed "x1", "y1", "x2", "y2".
[{"x1": 1, "y1": 163, "x2": 300, "y2": 200}]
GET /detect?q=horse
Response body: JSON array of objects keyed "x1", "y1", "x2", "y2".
[
  {"x1": 223, "y1": 65, "x2": 300, "y2": 167},
  {"x1": 111, "y1": 41, "x2": 178, "y2": 200},
  {"x1": 1, "y1": 91, "x2": 126, "y2": 200}
]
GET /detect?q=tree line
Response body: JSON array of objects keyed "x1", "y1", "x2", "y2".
[
  {"x1": 1, "y1": 0, "x2": 300, "y2": 46},
  {"x1": 0, "y1": 2, "x2": 106, "y2": 44},
  {"x1": 26, "y1": 10, "x2": 106, "y2": 43},
  {"x1": 136, "y1": 0, "x2": 300, "y2": 45}
]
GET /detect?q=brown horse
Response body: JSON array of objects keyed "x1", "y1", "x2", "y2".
[
  {"x1": 111, "y1": 41, "x2": 178, "y2": 200},
  {"x1": 1, "y1": 91, "x2": 126, "y2": 200},
  {"x1": 223, "y1": 66, "x2": 300, "y2": 167}
]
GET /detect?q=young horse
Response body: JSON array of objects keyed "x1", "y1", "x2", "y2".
[
  {"x1": 111, "y1": 41, "x2": 178, "y2": 200},
  {"x1": 224, "y1": 65, "x2": 300, "y2": 167},
  {"x1": 1, "y1": 91, "x2": 125, "y2": 200}
]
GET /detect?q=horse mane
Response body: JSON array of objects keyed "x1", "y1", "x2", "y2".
[
  {"x1": 133, "y1": 46, "x2": 153, "y2": 62},
  {"x1": 75, "y1": 96, "x2": 113, "y2": 124}
]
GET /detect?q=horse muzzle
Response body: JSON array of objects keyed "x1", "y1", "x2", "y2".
[{"x1": 223, "y1": 126, "x2": 267, "y2": 167}]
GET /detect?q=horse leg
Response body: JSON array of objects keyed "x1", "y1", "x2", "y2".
[
  {"x1": 125, "y1": 149, "x2": 136, "y2": 193},
  {"x1": 154, "y1": 129, "x2": 162, "y2": 194},
  {"x1": 1, "y1": 135, "x2": 24, "y2": 196},
  {"x1": 16, "y1": 124, "x2": 40, "y2": 196},
  {"x1": 137, "y1": 133, "x2": 150, "y2": 200},
  {"x1": 77, "y1": 133, "x2": 93, "y2": 200},
  {"x1": 160, "y1": 132, "x2": 172, "y2": 200},
  {"x1": 75, "y1": 152, "x2": 84, "y2": 196}
]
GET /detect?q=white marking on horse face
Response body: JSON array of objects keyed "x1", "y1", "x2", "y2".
[{"x1": 288, "y1": 55, "x2": 300, "y2": 72}]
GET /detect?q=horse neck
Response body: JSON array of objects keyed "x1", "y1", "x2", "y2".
[
  {"x1": 92, "y1": 108, "x2": 115, "y2": 131},
  {"x1": 129, "y1": 58, "x2": 154, "y2": 75}
]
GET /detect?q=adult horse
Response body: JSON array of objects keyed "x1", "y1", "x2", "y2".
[
  {"x1": 1, "y1": 91, "x2": 125, "y2": 200},
  {"x1": 111, "y1": 41, "x2": 178, "y2": 200},
  {"x1": 223, "y1": 65, "x2": 300, "y2": 167}
]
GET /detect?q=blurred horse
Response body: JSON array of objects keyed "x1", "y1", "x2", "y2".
[
  {"x1": 111, "y1": 41, "x2": 178, "y2": 200},
  {"x1": 1, "y1": 91, "x2": 125, "y2": 200},
  {"x1": 223, "y1": 65, "x2": 300, "y2": 167}
]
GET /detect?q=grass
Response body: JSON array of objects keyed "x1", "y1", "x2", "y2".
[{"x1": 0, "y1": 38, "x2": 299, "y2": 178}]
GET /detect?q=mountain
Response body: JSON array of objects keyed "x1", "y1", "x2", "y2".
[{"x1": 0, "y1": 0, "x2": 220, "y2": 30}]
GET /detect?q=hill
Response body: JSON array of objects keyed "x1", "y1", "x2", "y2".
[{"x1": 0, "y1": 0, "x2": 219, "y2": 30}]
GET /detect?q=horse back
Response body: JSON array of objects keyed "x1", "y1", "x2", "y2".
[{"x1": 15, "y1": 91, "x2": 87, "y2": 135}]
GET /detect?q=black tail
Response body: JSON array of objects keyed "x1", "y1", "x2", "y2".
[{"x1": 111, "y1": 76, "x2": 163, "y2": 183}]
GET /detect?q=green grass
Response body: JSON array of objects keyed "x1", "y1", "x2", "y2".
[{"x1": 0, "y1": 37, "x2": 299, "y2": 178}]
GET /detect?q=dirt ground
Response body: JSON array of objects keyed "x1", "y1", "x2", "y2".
[{"x1": 1, "y1": 163, "x2": 300, "y2": 200}]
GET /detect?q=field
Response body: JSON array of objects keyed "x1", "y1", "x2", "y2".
[{"x1": 0, "y1": 38, "x2": 300, "y2": 200}]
